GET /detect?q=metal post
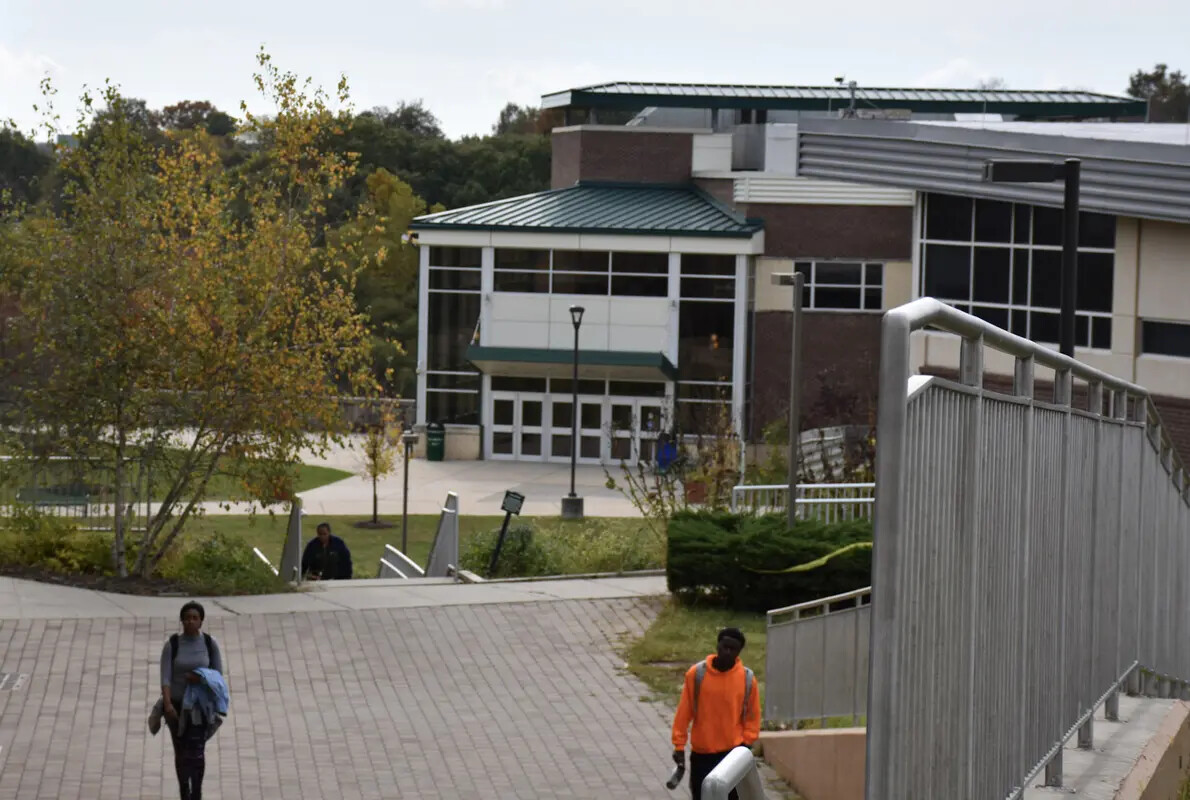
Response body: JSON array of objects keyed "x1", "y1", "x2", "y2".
[
  {"x1": 787, "y1": 271, "x2": 804, "y2": 529},
  {"x1": 1077, "y1": 717, "x2": 1093, "y2": 749},
  {"x1": 1105, "y1": 688, "x2": 1120, "y2": 721},
  {"x1": 1045, "y1": 752, "x2": 1064, "y2": 787},
  {"x1": 570, "y1": 324, "x2": 579, "y2": 498},
  {"x1": 1059, "y1": 159, "x2": 1081, "y2": 358},
  {"x1": 401, "y1": 437, "x2": 411, "y2": 555}
]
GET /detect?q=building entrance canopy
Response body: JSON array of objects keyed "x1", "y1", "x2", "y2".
[{"x1": 466, "y1": 345, "x2": 678, "y2": 382}]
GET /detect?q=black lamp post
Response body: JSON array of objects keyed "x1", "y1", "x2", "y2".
[
  {"x1": 983, "y1": 158, "x2": 1081, "y2": 357},
  {"x1": 562, "y1": 305, "x2": 585, "y2": 520},
  {"x1": 400, "y1": 429, "x2": 419, "y2": 554}
]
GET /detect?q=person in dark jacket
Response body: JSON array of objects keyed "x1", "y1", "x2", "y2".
[{"x1": 301, "y1": 522, "x2": 353, "y2": 580}]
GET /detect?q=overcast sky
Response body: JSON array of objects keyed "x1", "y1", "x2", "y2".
[{"x1": 2, "y1": 0, "x2": 1186, "y2": 139}]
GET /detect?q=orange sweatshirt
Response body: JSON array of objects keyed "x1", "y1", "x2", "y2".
[{"x1": 671, "y1": 655, "x2": 761, "y2": 754}]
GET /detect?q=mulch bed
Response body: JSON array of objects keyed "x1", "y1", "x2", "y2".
[{"x1": 0, "y1": 564, "x2": 194, "y2": 596}]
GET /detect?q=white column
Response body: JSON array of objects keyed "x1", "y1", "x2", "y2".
[
  {"x1": 667, "y1": 251, "x2": 681, "y2": 364},
  {"x1": 732, "y1": 254, "x2": 749, "y2": 450},
  {"x1": 480, "y1": 246, "x2": 494, "y2": 345},
  {"x1": 416, "y1": 242, "x2": 430, "y2": 426},
  {"x1": 910, "y1": 191, "x2": 923, "y2": 300}
]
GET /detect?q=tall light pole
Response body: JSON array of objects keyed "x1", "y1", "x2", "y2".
[
  {"x1": 562, "y1": 305, "x2": 585, "y2": 520},
  {"x1": 983, "y1": 158, "x2": 1082, "y2": 357},
  {"x1": 400, "y1": 429, "x2": 418, "y2": 554},
  {"x1": 773, "y1": 271, "x2": 803, "y2": 528}
]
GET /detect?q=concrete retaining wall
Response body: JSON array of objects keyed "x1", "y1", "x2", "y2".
[
  {"x1": 1117, "y1": 700, "x2": 1190, "y2": 800},
  {"x1": 759, "y1": 728, "x2": 866, "y2": 800}
]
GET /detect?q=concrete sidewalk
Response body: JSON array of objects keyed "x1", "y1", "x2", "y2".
[{"x1": 0, "y1": 573, "x2": 668, "y2": 620}]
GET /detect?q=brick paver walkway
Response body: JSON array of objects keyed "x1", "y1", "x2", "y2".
[{"x1": 0, "y1": 598, "x2": 678, "y2": 799}]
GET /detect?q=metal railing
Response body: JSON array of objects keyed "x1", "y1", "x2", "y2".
[
  {"x1": 701, "y1": 746, "x2": 768, "y2": 800},
  {"x1": 730, "y1": 482, "x2": 874, "y2": 522},
  {"x1": 766, "y1": 586, "x2": 870, "y2": 726},
  {"x1": 868, "y1": 298, "x2": 1190, "y2": 799},
  {"x1": 0, "y1": 455, "x2": 148, "y2": 528}
]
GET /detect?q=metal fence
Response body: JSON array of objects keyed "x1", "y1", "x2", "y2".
[
  {"x1": 765, "y1": 586, "x2": 870, "y2": 726},
  {"x1": 730, "y1": 482, "x2": 874, "y2": 522},
  {"x1": 867, "y1": 298, "x2": 1190, "y2": 800},
  {"x1": 0, "y1": 455, "x2": 148, "y2": 528}
]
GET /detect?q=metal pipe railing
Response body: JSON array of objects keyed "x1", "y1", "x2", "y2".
[{"x1": 701, "y1": 747, "x2": 768, "y2": 800}]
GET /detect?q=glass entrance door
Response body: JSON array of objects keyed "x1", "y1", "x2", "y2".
[
  {"x1": 609, "y1": 398, "x2": 667, "y2": 465},
  {"x1": 490, "y1": 392, "x2": 545, "y2": 461},
  {"x1": 548, "y1": 395, "x2": 606, "y2": 465}
]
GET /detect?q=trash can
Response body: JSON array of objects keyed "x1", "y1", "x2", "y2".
[{"x1": 426, "y1": 422, "x2": 446, "y2": 462}]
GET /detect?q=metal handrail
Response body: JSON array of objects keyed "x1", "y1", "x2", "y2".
[
  {"x1": 701, "y1": 746, "x2": 768, "y2": 800},
  {"x1": 767, "y1": 585, "x2": 872, "y2": 620}
]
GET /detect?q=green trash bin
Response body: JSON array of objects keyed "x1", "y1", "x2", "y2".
[{"x1": 426, "y1": 422, "x2": 446, "y2": 462}]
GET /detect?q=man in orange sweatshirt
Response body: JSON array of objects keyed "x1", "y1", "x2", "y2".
[{"x1": 671, "y1": 627, "x2": 761, "y2": 800}]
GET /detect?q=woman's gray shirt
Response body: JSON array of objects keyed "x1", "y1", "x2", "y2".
[{"x1": 160, "y1": 634, "x2": 224, "y2": 703}]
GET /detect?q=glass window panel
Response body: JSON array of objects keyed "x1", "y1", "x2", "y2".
[
  {"x1": 494, "y1": 249, "x2": 548, "y2": 270},
  {"x1": 429, "y1": 246, "x2": 482, "y2": 268},
  {"x1": 581, "y1": 436, "x2": 601, "y2": 458},
  {"x1": 802, "y1": 285, "x2": 812, "y2": 309},
  {"x1": 1075, "y1": 317, "x2": 1090, "y2": 348},
  {"x1": 491, "y1": 377, "x2": 547, "y2": 392},
  {"x1": 1030, "y1": 312, "x2": 1060, "y2": 344},
  {"x1": 612, "y1": 275, "x2": 668, "y2": 297},
  {"x1": 492, "y1": 431, "x2": 514, "y2": 455},
  {"x1": 864, "y1": 263, "x2": 883, "y2": 284},
  {"x1": 975, "y1": 199, "x2": 1013, "y2": 242},
  {"x1": 1143, "y1": 320, "x2": 1190, "y2": 357},
  {"x1": 923, "y1": 244, "x2": 971, "y2": 300},
  {"x1": 1012, "y1": 250, "x2": 1030, "y2": 305},
  {"x1": 611, "y1": 404, "x2": 633, "y2": 428},
  {"x1": 1080, "y1": 212, "x2": 1116, "y2": 249},
  {"x1": 429, "y1": 269, "x2": 481, "y2": 291},
  {"x1": 493, "y1": 399, "x2": 514, "y2": 426},
  {"x1": 520, "y1": 433, "x2": 542, "y2": 456},
  {"x1": 551, "y1": 433, "x2": 572, "y2": 458},
  {"x1": 610, "y1": 437, "x2": 632, "y2": 460},
  {"x1": 580, "y1": 403, "x2": 602, "y2": 429},
  {"x1": 1031, "y1": 250, "x2": 1061, "y2": 308},
  {"x1": 973, "y1": 248, "x2": 1010, "y2": 303},
  {"x1": 609, "y1": 381, "x2": 667, "y2": 397},
  {"x1": 864, "y1": 288, "x2": 882, "y2": 310},
  {"x1": 973, "y1": 306, "x2": 1009, "y2": 330},
  {"x1": 427, "y1": 373, "x2": 480, "y2": 390},
  {"x1": 795, "y1": 262, "x2": 812, "y2": 280},
  {"x1": 494, "y1": 271, "x2": 549, "y2": 293},
  {"x1": 814, "y1": 262, "x2": 863, "y2": 285},
  {"x1": 1077, "y1": 252, "x2": 1114, "y2": 313},
  {"x1": 551, "y1": 379, "x2": 605, "y2": 395},
  {"x1": 814, "y1": 288, "x2": 862, "y2": 309},
  {"x1": 925, "y1": 193, "x2": 973, "y2": 241},
  {"x1": 551, "y1": 272, "x2": 609, "y2": 295},
  {"x1": 1013, "y1": 205, "x2": 1032, "y2": 244},
  {"x1": 679, "y1": 301, "x2": 734, "y2": 382},
  {"x1": 1092, "y1": 316, "x2": 1112, "y2": 349},
  {"x1": 680, "y1": 276, "x2": 735, "y2": 300},
  {"x1": 641, "y1": 406, "x2": 664, "y2": 432},
  {"x1": 681, "y1": 253, "x2": 736, "y2": 276},
  {"x1": 1011, "y1": 309, "x2": 1029, "y2": 337},
  {"x1": 426, "y1": 292, "x2": 480, "y2": 372},
  {"x1": 676, "y1": 401, "x2": 718, "y2": 435},
  {"x1": 425, "y1": 390, "x2": 478, "y2": 425},
  {"x1": 553, "y1": 250, "x2": 608, "y2": 272},
  {"x1": 679, "y1": 383, "x2": 729, "y2": 401},
  {"x1": 1032, "y1": 207, "x2": 1063, "y2": 246},
  {"x1": 640, "y1": 439, "x2": 657, "y2": 462},
  {"x1": 612, "y1": 252, "x2": 668, "y2": 274},
  {"x1": 521, "y1": 401, "x2": 542, "y2": 427},
  {"x1": 552, "y1": 401, "x2": 572, "y2": 427}
]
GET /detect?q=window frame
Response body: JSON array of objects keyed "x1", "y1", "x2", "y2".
[{"x1": 793, "y1": 260, "x2": 884, "y2": 312}]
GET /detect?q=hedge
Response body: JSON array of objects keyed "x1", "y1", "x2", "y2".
[{"x1": 667, "y1": 511, "x2": 872, "y2": 612}]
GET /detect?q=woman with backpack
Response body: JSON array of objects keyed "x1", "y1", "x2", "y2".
[{"x1": 159, "y1": 601, "x2": 224, "y2": 800}]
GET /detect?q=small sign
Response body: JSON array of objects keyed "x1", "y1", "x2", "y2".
[{"x1": 501, "y1": 490, "x2": 525, "y2": 516}]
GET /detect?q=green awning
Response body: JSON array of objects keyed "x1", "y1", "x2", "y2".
[{"x1": 467, "y1": 345, "x2": 677, "y2": 382}]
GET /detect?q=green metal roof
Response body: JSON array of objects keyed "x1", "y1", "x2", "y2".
[
  {"x1": 467, "y1": 346, "x2": 678, "y2": 381},
  {"x1": 411, "y1": 182, "x2": 762, "y2": 238},
  {"x1": 540, "y1": 82, "x2": 1147, "y2": 118}
]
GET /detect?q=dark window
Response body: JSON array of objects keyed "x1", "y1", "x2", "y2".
[
  {"x1": 1030, "y1": 250, "x2": 1061, "y2": 308},
  {"x1": 973, "y1": 248, "x2": 1010, "y2": 303},
  {"x1": 553, "y1": 250, "x2": 608, "y2": 272},
  {"x1": 552, "y1": 402, "x2": 572, "y2": 428},
  {"x1": 679, "y1": 300, "x2": 734, "y2": 382},
  {"x1": 973, "y1": 306, "x2": 1009, "y2": 330},
  {"x1": 425, "y1": 390, "x2": 479, "y2": 425},
  {"x1": 680, "y1": 276, "x2": 735, "y2": 300},
  {"x1": 550, "y1": 434, "x2": 572, "y2": 458},
  {"x1": 429, "y1": 246, "x2": 482, "y2": 268},
  {"x1": 494, "y1": 249, "x2": 549, "y2": 270},
  {"x1": 612, "y1": 275, "x2": 668, "y2": 297},
  {"x1": 678, "y1": 382, "x2": 730, "y2": 401},
  {"x1": 522, "y1": 401, "x2": 543, "y2": 427},
  {"x1": 521, "y1": 433, "x2": 542, "y2": 456},
  {"x1": 814, "y1": 288, "x2": 863, "y2": 309},
  {"x1": 580, "y1": 403, "x2": 602, "y2": 428},
  {"x1": 1080, "y1": 212, "x2": 1116, "y2": 249},
  {"x1": 551, "y1": 272, "x2": 609, "y2": 294},
  {"x1": 491, "y1": 376, "x2": 547, "y2": 392},
  {"x1": 612, "y1": 252, "x2": 669, "y2": 274},
  {"x1": 925, "y1": 194, "x2": 973, "y2": 241},
  {"x1": 608, "y1": 381, "x2": 667, "y2": 397},
  {"x1": 1030, "y1": 312, "x2": 1060, "y2": 344},
  {"x1": 864, "y1": 288, "x2": 882, "y2": 309},
  {"x1": 1012, "y1": 250, "x2": 1030, "y2": 304},
  {"x1": 865, "y1": 263, "x2": 883, "y2": 284},
  {"x1": 494, "y1": 271, "x2": 549, "y2": 293},
  {"x1": 1142, "y1": 321, "x2": 1190, "y2": 357},
  {"x1": 1032, "y1": 206, "x2": 1063, "y2": 246},
  {"x1": 975, "y1": 200, "x2": 1012, "y2": 243},
  {"x1": 426, "y1": 292, "x2": 479, "y2": 372},
  {"x1": 1011, "y1": 309, "x2": 1028, "y2": 337},
  {"x1": 814, "y1": 262, "x2": 863, "y2": 285},
  {"x1": 681, "y1": 254, "x2": 736, "y2": 276},
  {"x1": 1092, "y1": 317, "x2": 1112, "y2": 349},
  {"x1": 923, "y1": 244, "x2": 971, "y2": 300},
  {"x1": 1013, "y1": 205, "x2": 1032, "y2": 243},
  {"x1": 795, "y1": 262, "x2": 812, "y2": 280},
  {"x1": 1077, "y1": 252, "x2": 1114, "y2": 313},
  {"x1": 492, "y1": 431, "x2": 514, "y2": 454},
  {"x1": 550, "y1": 379, "x2": 606, "y2": 395},
  {"x1": 427, "y1": 373, "x2": 480, "y2": 390},
  {"x1": 429, "y1": 269, "x2": 481, "y2": 291},
  {"x1": 493, "y1": 399, "x2": 514, "y2": 426},
  {"x1": 676, "y1": 401, "x2": 722, "y2": 435}
]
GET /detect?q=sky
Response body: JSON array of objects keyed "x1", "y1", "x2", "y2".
[{"x1": 1, "y1": 0, "x2": 1187, "y2": 140}]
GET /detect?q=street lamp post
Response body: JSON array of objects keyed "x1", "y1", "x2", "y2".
[
  {"x1": 983, "y1": 158, "x2": 1082, "y2": 357},
  {"x1": 562, "y1": 305, "x2": 585, "y2": 520},
  {"x1": 773, "y1": 271, "x2": 804, "y2": 528},
  {"x1": 400, "y1": 429, "x2": 419, "y2": 554}
]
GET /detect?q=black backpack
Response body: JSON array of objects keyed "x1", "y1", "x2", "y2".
[{"x1": 170, "y1": 633, "x2": 215, "y2": 667}]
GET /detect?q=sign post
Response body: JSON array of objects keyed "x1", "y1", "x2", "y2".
[{"x1": 488, "y1": 490, "x2": 526, "y2": 576}]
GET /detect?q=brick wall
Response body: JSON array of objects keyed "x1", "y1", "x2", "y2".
[
  {"x1": 550, "y1": 129, "x2": 694, "y2": 189},
  {"x1": 751, "y1": 310, "x2": 881, "y2": 439},
  {"x1": 745, "y1": 204, "x2": 913, "y2": 260}
]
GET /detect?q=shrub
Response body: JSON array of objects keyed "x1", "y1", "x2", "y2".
[
  {"x1": 667, "y1": 511, "x2": 871, "y2": 612},
  {"x1": 460, "y1": 523, "x2": 552, "y2": 578},
  {"x1": 0, "y1": 509, "x2": 115, "y2": 574},
  {"x1": 158, "y1": 530, "x2": 289, "y2": 595},
  {"x1": 460, "y1": 519, "x2": 666, "y2": 579}
]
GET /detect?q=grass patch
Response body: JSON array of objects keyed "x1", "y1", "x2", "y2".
[{"x1": 625, "y1": 597, "x2": 769, "y2": 707}]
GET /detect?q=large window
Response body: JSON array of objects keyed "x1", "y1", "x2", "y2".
[
  {"x1": 919, "y1": 194, "x2": 1116, "y2": 349},
  {"x1": 678, "y1": 254, "x2": 737, "y2": 434},
  {"x1": 794, "y1": 261, "x2": 883, "y2": 311},
  {"x1": 1142, "y1": 320, "x2": 1190, "y2": 358},
  {"x1": 426, "y1": 246, "x2": 481, "y2": 424},
  {"x1": 493, "y1": 249, "x2": 669, "y2": 297}
]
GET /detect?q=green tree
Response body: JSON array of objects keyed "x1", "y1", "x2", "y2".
[
  {"x1": 0, "y1": 126, "x2": 54, "y2": 208},
  {"x1": 1128, "y1": 64, "x2": 1189, "y2": 122},
  {"x1": 0, "y1": 52, "x2": 377, "y2": 577},
  {"x1": 493, "y1": 102, "x2": 562, "y2": 135},
  {"x1": 160, "y1": 100, "x2": 238, "y2": 136}
]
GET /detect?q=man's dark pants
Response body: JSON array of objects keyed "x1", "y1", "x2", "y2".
[{"x1": 689, "y1": 749, "x2": 740, "y2": 800}]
